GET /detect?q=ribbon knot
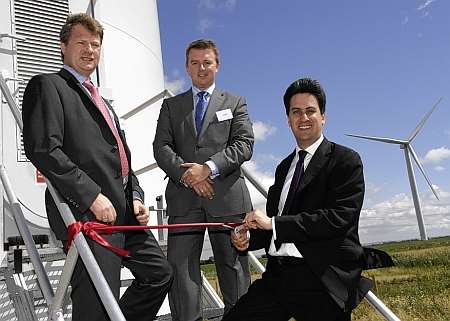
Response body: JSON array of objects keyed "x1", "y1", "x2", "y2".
[{"x1": 67, "y1": 221, "x2": 130, "y2": 257}]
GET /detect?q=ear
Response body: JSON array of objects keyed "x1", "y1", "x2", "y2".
[
  {"x1": 321, "y1": 113, "x2": 326, "y2": 125},
  {"x1": 60, "y1": 42, "x2": 66, "y2": 55}
]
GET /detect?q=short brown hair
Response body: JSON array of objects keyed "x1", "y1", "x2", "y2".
[
  {"x1": 60, "y1": 13, "x2": 104, "y2": 45},
  {"x1": 185, "y1": 39, "x2": 220, "y2": 65}
]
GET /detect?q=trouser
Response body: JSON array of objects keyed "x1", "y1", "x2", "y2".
[
  {"x1": 70, "y1": 230, "x2": 173, "y2": 321},
  {"x1": 167, "y1": 209, "x2": 250, "y2": 321},
  {"x1": 222, "y1": 257, "x2": 351, "y2": 321}
]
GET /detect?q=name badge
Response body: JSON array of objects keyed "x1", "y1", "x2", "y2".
[{"x1": 216, "y1": 109, "x2": 233, "y2": 122}]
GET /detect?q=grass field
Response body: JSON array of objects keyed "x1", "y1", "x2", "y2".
[{"x1": 201, "y1": 236, "x2": 450, "y2": 321}]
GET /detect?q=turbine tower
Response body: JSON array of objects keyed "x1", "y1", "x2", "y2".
[{"x1": 347, "y1": 98, "x2": 443, "y2": 241}]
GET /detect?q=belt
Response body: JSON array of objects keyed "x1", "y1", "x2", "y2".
[{"x1": 268, "y1": 255, "x2": 306, "y2": 266}]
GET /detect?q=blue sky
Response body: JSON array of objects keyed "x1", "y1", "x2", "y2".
[{"x1": 157, "y1": 0, "x2": 450, "y2": 244}]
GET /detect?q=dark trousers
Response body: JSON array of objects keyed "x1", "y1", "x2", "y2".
[
  {"x1": 70, "y1": 230, "x2": 173, "y2": 321},
  {"x1": 167, "y1": 209, "x2": 250, "y2": 321},
  {"x1": 222, "y1": 257, "x2": 351, "y2": 321}
]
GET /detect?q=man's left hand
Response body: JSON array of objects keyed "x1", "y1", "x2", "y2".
[
  {"x1": 133, "y1": 200, "x2": 149, "y2": 226},
  {"x1": 180, "y1": 163, "x2": 211, "y2": 186}
]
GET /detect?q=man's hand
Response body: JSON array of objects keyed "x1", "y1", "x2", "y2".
[
  {"x1": 245, "y1": 209, "x2": 273, "y2": 230},
  {"x1": 180, "y1": 163, "x2": 211, "y2": 186},
  {"x1": 133, "y1": 200, "x2": 149, "y2": 226},
  {"x1": 231, "y1": 225, "x2": 249, "y2": 251},
  {"x1": 90, "y1": 193, "x2": 117, "y2": 224},
  {"x1": 192, "y1": 179, "x2": 215, "y2": 199}
]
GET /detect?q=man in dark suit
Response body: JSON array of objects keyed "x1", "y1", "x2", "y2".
[
  {"x1": 153, "y1": 39, "x2": 254, "y2": 321},
  {"x1": 22, "y1": 13, "x2": 173, "y2": 321},
  {"x1": 223, "y1": 78, "x2": 372, "y2": 321}
]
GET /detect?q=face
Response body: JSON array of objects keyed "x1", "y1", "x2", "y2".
[
  {"x1": 287, "y1": 93, "x2": 325, "y2": 149},
  {"x1": 61, "y1": 24, "x2": 101, "y2": 77},
  {"x1": 186, "y1": 48, "x2": 219, "y2": 90}
]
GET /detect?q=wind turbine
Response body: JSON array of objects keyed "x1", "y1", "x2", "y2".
[{"x1": 347, "y1": 98, "x2": 443, "y2": 241}]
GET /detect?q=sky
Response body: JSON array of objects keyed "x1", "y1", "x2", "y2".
[{"x1": 156, "y1": 0, "x2": 450, "y2": 244}]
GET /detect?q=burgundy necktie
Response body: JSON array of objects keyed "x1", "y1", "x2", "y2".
[{"x1": 83, "y1": 79, "x2": 129, "y2": 177}]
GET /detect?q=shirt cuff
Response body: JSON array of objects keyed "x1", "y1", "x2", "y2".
[
  {"x1": 205, "y1": 160, "x2": 219, "y2": 178},
  {"x1": 133, "y1": 191, "x2": 143, "y2": 203},
  {"x1": 272, "y1": 217, "x2": 277, "y2": 240}
]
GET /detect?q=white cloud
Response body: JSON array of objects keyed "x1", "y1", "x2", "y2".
[
  {"x1": 434, "y1": 166, "x2": 445, "y2": 172},
  {"x1": 164, "y1": 71, "x2": 187, "y2": 95},
  {"x1": 359, "y1": 186, "x2": 450, "y2": 244},
  {"x1": 252, "y1": 121, "x2": 276, "y2": 141},
  {"x1": 198, "y1": 18, "x2": 213, "y2": 33},
  {"x1": 417, "y1": 0, "x2": 436, "y2": 11},
  {"x1": 422, "y1": 146, "x2": 450, "y2": 164},
  {"x1": 243, "y1": 160, "x2": 274, "y2": 209}
]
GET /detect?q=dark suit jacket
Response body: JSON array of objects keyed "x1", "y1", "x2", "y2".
[
  {"x1": 22, "y1": 68, "x2": 143, "y2": 240},
  {"x1": 153, "y1": 88, "x2": 254, "y2": 217},
  {"x1": 249, "y1": 138, "x2": 372, "y2": 311}
]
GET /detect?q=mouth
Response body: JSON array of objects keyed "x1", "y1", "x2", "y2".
[
  {"x1": 81, "y1": 57, "x2": 94, "y2": 62},
  {"x1": 298, "y1": 125, "x2": 311, "y2": 130}
]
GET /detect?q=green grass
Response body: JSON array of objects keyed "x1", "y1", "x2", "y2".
[{"x1": 201, "y1": 236, "x2": 450, "y2": 321}]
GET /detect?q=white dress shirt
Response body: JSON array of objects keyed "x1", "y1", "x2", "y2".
[{"x1": 269, "y1": 135, "x2": 324, "y2": 257}]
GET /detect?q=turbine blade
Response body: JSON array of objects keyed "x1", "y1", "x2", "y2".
[
  {"x1": 408, "y1": 145, "x2": 440, "y2": 200},
  {"x1": 346, "y1": 134, "x2": 407, "y2": 145},
  {"x1": 408, "y1": 97, "x2": 443, "y2": 142}
]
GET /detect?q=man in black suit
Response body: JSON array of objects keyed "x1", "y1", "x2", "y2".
[
  {"x1": 223, "y1": 78, "x2": 372, "y2": 321},
  {"x1": 22, "y1": 13, "x2": 172, "y2": 321}
]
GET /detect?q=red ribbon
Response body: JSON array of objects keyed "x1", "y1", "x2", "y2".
[{"x1": 67, "y1": 221, "x2": 244, "y2": 257}]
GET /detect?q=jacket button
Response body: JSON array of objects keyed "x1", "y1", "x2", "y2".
[{"x1": 111, "y1": 146, "x2": 118, "y2": 153}]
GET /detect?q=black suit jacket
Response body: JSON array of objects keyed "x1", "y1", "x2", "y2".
[
  {"x1": 22, "y1": 68, "x2": 143, "y2": 240},
  {"x1": 249, "y1": 138, "x2": 372, "y2": 311}
]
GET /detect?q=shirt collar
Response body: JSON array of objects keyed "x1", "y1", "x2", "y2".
[
  {"x1": 63, "y1": 64, "x2": 90, "y2": 84},
  {"x1": 295, "y1": 134, "x2": 324, "y2": 157},
  {"x1": 192, "y1": 83, "x2": 215, "y2": 98}
]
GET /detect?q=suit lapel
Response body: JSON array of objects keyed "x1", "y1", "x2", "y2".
[
  {"x1": 179, "y1": 90, "x2": 197, "y2": 138},
  {"x1": 297, "y1": 138, "x2": 332, "y2": 194},
  {"x1": 198, "y1": 88, "x2": 224, "y2": 137},
  {"x1": 58, "y1": 69, "x2": 113, "y2": 134}
]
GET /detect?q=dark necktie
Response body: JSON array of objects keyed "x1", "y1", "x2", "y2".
[
  {"x1": 275, "y1": 150, "x2": 307, "y2": 250},
  {"x1": 195, "y1": 91, "x2": 207, "y2": 135},
  {"x1": 83, "y1": 79, "x2": 129, "y2": 177}
]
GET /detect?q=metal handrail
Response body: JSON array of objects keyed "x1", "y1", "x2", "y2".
[
  {"x1": 1, "y1": 74, "x2": 126, "y2": 321},
  {"x1": 0, "y1": 165, "x2": 55, "y2": 307},
  {"x1": 120, "y1": 88, "x2": 173, "y2": 120}
]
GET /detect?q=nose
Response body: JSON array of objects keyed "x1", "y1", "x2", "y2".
[
  {"x1": 299, "y1": 112, "x2": 309, "y2": 121},
  {"x1": 199, "y1": 63, "x2": 206, "y2": 70}
]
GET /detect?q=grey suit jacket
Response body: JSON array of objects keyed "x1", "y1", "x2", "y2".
[{"x1": 153, "y1": 88, "x2": 254, "y2": 217}]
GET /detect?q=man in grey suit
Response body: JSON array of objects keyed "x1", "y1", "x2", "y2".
[{"x1": 153, "y1": 39, "x2": 254, "y2": 321}]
